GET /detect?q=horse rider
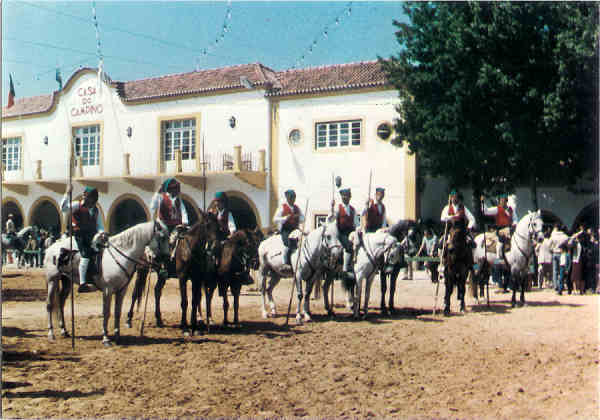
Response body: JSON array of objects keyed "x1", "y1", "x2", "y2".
[
  {"x1": 151, "y1": 178, "x2": 189, "y2": 237},
  {"x1": 273, "y1": 189, "x2": 304, "y2": 271},
  {"x1": 61, "y1": 185, "x2": 106, "y2": 293},
  {"x1": 440, "y1": 190, "x2": 476, "y2": 272},
  {"x1": 208, "y1": 191, "x2": 237, "y2": 242},
  {"x1": 329, "y1": 188, "x2": 359, "y2": 279},
  {"x1": 482, "y1": 193, "x2": 518, "y2": 260},
  {"x1": 362, "y1": 187, "x2": 389, "y2": 233}
]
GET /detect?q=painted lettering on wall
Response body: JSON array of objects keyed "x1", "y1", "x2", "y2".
[{"x1": 70, "y1": 86, "x2": 103, "y2": 117}]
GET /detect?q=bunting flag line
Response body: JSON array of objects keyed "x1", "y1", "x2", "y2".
[{"x1": 56, "y1": 68, "x2": 63, "y2": 90}]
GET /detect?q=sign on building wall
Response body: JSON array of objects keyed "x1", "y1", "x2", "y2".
[{"x1": 71, "y1": 85, "x2": 103, "y2": 117}]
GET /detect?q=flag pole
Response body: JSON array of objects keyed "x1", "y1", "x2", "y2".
[{"x1": 202, "y1": 133, "x2": 206, "y2": 212}]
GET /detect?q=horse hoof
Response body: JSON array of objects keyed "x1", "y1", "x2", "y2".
[
  {"x1": 295, "y1": 314, "x2": 303, "y2": 325},
  {"x1": 61, "y1": 330, "x2": 70, "y2": 338},
  {"x1": 183, "y1": 330, "x2": 191, "y2": 337},
  {"x1": 103, "y1": 340, "x2": 113, "y2": 347},
  {"x1": 361, "y1": 313, "x2": 368, "y2": 320},
  {"x1": 156, "y1": 319, "x2": 164, "y2": 328},
  {"x1": 48, "y1": 333, "x2": 56, "y2": 341},
  {"x1": 327, "y1": 310, "x2": 335, "y2": 318},
  {"x1": 303, "y1": 314, "x2": 312, "y2": 323},
  {"x1": 262, "y1": 312, "x2": 269, "y2": 319},
  {"x1": 443, "y1": 309, "x2": 451, "y2": 316}
]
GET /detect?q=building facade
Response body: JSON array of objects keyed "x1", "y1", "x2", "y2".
[{"x1": 1, "y1": 61, "x2": 411, "y2": 236}]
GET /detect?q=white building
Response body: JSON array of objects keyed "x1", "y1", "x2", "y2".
[
  {"x1": 2, "y1": 61, "x2": 595, "y2": 236},
  {"x1": 1, "y1": 61, "x2": 413, "y2": 235}
]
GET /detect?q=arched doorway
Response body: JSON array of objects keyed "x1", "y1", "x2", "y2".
[
  {"x1": 540, "y1": 209, "x2": 563, "y2": 229},
  {"x1": 2, "y1": 199, "x2": 24, "y2": 231},
  {"x1": 180, "y1": 194, "x2": 200, "y2": 226},
  {"x1": 573, "y1": 201, "x2": 599, "y2": 230},
  {"x1": 29, "y1": 197, "x2": 62, "y2": 237},
  {"x1": 108, "y1": 195, "x2": 149, "y2": 235},
  {"x1": 226, "y1": 191, "x2": 259, "y2": 229}
]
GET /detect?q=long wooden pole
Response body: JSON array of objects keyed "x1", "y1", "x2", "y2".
[
  {"x1": 69, "y1": 137, "x2": 75, "y2": 350},
  {"x1": 202, "y1": 133, "x2": 206, "y2": 212},
  {"x1": 433, "y1": 194, "x2": 451, "y2": 316},
  {"x1": 285, "y1": 198, "x2": 309, "y2": 327}
]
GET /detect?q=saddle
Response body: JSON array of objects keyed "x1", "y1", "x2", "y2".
[{"x1": 483, "y1": 227, "x2": 511, "y2": 254}]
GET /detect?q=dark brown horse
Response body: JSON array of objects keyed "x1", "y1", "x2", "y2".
[
  {"x1": 211, "y1": 228, "x2": 263, "y2": 326},
  {"x1": 126, "y1": 213, "x2": 220, "y2": 334},
  {"x1": 442, "y1": 219, "x2": 472, "y2": 315}
]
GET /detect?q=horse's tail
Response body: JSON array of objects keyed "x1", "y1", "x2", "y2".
[{"x1": 134, "y1": 268, "x2": 148, "y2": 312}]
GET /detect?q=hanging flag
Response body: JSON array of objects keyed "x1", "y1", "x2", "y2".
[
  {"x1": 55, "y1": 68, "x2": 63, "y2": 90},
  {"x1": 7, "y1": 74, "x2": 15, "y2": 108}
]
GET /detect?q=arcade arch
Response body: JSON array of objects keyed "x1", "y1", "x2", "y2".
[
  {"x1": 29, "y1": 196, "x2": 63, "y2": 236},
  {"x1": 224, "y1": 190, "x2": 261, "y2": 229},
  {"x1": 180, "y1": 193, "x2": 201, "y2": 226},
  {"x1": 2, "y1": 197, "x2": 25, "y2": 230},
  {"x1": 573, "y1": 201, "x2": 599, "y2": 230},
  {"x1": 106, "y1": 194, "x2": 150, "y2": 235}
]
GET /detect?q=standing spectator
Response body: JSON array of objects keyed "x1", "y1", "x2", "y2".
[
  {"x1": 568, "y1": 226, "x2": 586, "y2": 295},
  {"x1": 557, "y1": 243, "x2": 571, "y2": 295},
  {"x1": 536, "y1": 229, "x2": 553, "y2": 288},
  {"x1": 24, "y1": 234, "x2": 38, "y2": 268},
  {"x1": 416, "y1": 227, "x2": 439, "y2": 283},
  {"x1": 400, "y1": 227, "x2": 418, "y2": 280},
  {"x1": 549, "y1": 224, "x2": 569, "y2": 291}
]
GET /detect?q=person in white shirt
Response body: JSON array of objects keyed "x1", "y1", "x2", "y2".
[
  {"x1": 440, "y1": 190, "x2": 476, "y2": 229},
  {"x1": 536, "y1": 229, "x2": 553, "y2": 288},
  {"x1": 328, "y1": 188, "x2": 360, "y2": 278},
  {"x1": 150, "y1": 178, "x2": 189, "y2": 235},
  {"x1": 482, "y1": 193, "x2": 518, "y2": 259},
  {"x1": 272, "y1": 190, "x2": 304, "y2": 269},
  {"x1": 548, "y1": 223, "x2": 569, "y2": 291},
  {"x1": 208, "y1": 191, "x2": 237, "y2": 241}
]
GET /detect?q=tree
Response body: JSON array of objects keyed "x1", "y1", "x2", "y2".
[{"x1": 381, "y1": 2, "x2": 599, "y2": 215}]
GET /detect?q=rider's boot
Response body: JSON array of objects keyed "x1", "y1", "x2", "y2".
[
  {"x1": 496, "y1": 242, "x2": 504, "y2": 261},
  {"x1": 343, "y1": 251, "x2": 355, "y2": 280},
  {"x1": 78, "y1": 257, "x2": 98, "y2": 293},
  {"x1": 282, "y1": 247, "x2": 293, "y2": 272}
]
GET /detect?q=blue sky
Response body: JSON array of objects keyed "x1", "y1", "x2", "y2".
[{"x1": 2, "y1": 1, "x2": 408, "y2": 106}]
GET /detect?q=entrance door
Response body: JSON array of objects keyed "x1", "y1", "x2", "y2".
[
  {"x1": 109, "y1": 199, "x2": 148, "y2": 234},
  {"x1": 30, "y1": 201, "x2": 61, "y2": 237}
]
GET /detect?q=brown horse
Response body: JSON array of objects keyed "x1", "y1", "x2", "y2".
[
  {"x1": 126, "y1": 213, "x2": 220, "y2": 335},
  {"x1": 442, "y1": 219, "x2": 472, "y2": 315},
  {"x1": 211, "y1": 228, "x2": 263, "y2": 327}
]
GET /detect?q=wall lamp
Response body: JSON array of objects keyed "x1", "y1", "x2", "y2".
[
  {"x1": 229, "y1": 116, "x2": 236, "y2": 128},
  {"x1": 126, "y1": 126, "x2": 133, "y2": 138},
  {"x1": 43, "y1": 136, "x2": 48, "y2": 146}
]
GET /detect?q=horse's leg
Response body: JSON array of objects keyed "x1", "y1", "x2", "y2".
[
  {"x1": 458, "y1": 273, "x2": 466, "y2": 313},
  {"x1": 232, "y1": 280, "x2": 242, "y2": 326},
  {"x1": 222, "y1": 276, "x2": 231, "y2": 327},
  {"x1": 444, "y1": 275, "x2": 453, "y2": 316},
  {"x1": 520, "y1": 274, "x2": 526, "y2": 306},
  {"x1": 295, "y1": 273, "x2": 305, "y2": 324},
  {"x1": 205, "y1": 278, "x2": 216, "y2": 327},
  {"x1": 303, "y1": 274, "x2": 314, "y2": 322},
  {"x1": 267, "y1": 275, "x2": 280, "y2": 318},
  {"x1": 46, "y1": 278, "x2": 57, "y2": 340},
  {"x1": 354, "y1": 272, "x2": 363, "y2": 319},
  {"x1": 127, "y1": 268, "x2": 146, "y2": 328},
  {"x1": 363, "y1": 273, "x2": 375, "y2": 320},
  {"x1": 102, "y1": 291, "x2": 113, "y2": 346},
  {"x1": 154, "y1": 272, "x2": 167, "y2": 327},
  {"x1": 510, "y1": 271, "x2": 518, "y2": 307},
  {"x1": 190, "y1": 278, "x2": 200, "y2": 335},
  {"x1": 113, "y1": 288, "x2": 127, "y2": 344},
  {"x1": 58, "y1": 275, "x2": 72, "y2": 337},
  {"x1": 259, "y1": 266, "x2": 270, "y2": 319},
  {"x1": 379, "y1": 272, "x2": 388, "y2": 316},
  {"x1": 179, "y1": 276, "x2": 189, "y2": 331},
  {"x1": 388, "y1": 265, "x2": 400, "y2": 314},
  {"x1": 323, "y1": 273, "x2": 334, "y2": 317}
]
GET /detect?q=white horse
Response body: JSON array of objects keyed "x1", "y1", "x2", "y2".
[
  {"x1": 44, "y1": 221, "x2": 169, "y2": 345},
  {"x1": 1, "y1": 226, "x2": 35, "y2": 266},
  {"x1": 258, "y1": 221, "x2": 343, "y2": 324},
  {"x1": 473, "y1": 210, "x2": 545, "y2": 306},
  {"x1": 351, "y1": 230, "x2": 404, "y2": 319}
]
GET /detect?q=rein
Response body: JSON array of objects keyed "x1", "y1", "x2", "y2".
[
  {"x1": 511, "y1": 216, "x2": 536, "y2": 263},
  {"x1": 361, "y1": 234, "x2": 397, "y2": 278}
]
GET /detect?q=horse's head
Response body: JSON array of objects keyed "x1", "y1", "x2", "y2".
[
  {"x1": 321, "y1": 221, "x2": 343, "y2": 262},
  {"x1": 382, "y1": 233, "x2": 404, "y2": 271},
  {"x1": 528, "y1": 210, "x2": 545, "y2": 243},
  {"x1": 244, "y1": 227, "x2": 264, "y2": 270},
  {"x1": 146, "y1": 220, "x2": 170, "y2": 262},
  {"x1": 447, "y1": 219, "x2": 467, "y2": 252}
]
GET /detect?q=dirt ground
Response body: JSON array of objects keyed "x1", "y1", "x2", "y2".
[{"x1": 1, "y1": 266, "x2": 598, "y2": 420}]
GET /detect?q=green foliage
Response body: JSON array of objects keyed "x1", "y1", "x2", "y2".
[{"x1": 381, "y1": 1, "x2": 599, "y2": 194}]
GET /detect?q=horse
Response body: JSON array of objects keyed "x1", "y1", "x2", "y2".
[
  {"x1": 212, "y1": 228, "x2": 263, "y2": 327},
  {"x1": 44, "y1": 221, "x2": 168, "y2": 345},
  {"x1": 126, "y1": 213, "x2": 220, "y2": 334},
  {"x1": 2, "y1": 226, "x2": 35, "y2": 267},
  {"x1": 350, "y1": 230, "x2": 404, "y2": 319},
  {"x1": 442, "y1": 219, "x2": 472, "y2": 315},
  {"x1": 258, "y1": 221, "x2": 342, "y2": 324},
  {"x1": 473, "y1": 210, "x2": 545, "y2": 307}
]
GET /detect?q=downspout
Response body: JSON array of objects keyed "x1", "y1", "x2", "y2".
[{"x1": 266, "y1": 99, "x2": 272, "y2": 230}]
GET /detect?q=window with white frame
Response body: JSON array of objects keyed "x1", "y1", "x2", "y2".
[
  {"x1": 1, "y1": 137, "x2": 21, "y2": 171},
  {"x1": 163, "y1": 119, "x2": 196, "y2": 161},
  {"x1": 315, "y1": 120, "x2": 361, "y2": 150},
  {"x1": 74, "y1": 125, "x2": 101, "y2": 166}
]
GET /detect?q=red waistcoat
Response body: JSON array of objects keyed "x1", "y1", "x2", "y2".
[
  {"x1": 448, "y1": 203, "x2": 466, "y2": 220},
  {"x1": 366, "y1": 202, "x2": 385, "y2": 230},
  {"x1": 159, "y1": 193, "x2": 182, "y2": 226},
  {"x1": 338, "y1": 204, "x2": 356, "y2": 233},
  {"x1": 72, "y1": 201, "x2": 98, "y2": 233},
  {"x1": 282, "y1": 203, "x2": 300, "y2": 231},
  {"x1": 495, "y1": 205, "x2": 513, "y2": 227}
]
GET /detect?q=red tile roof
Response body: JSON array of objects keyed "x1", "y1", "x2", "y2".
[
  {"x1": 268, "y1": 60, "x2": 390, "y2": 97},
  {"x1": 2, "y1": 61, "x2": 390, "y2": 118}
]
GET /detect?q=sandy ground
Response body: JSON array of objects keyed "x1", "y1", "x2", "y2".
[{"x1": 1, "y1": 266, "x2": 599, "y2": 420}]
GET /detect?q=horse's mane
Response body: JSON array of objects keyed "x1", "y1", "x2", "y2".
[{"x1": 110, "y1": 222, "x2": 152, "y2": 250}]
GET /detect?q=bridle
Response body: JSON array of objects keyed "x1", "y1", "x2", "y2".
[
  {"x1": 511, "y1": 214, "x2": 540, "y2": 262},
  {"x1": 361, "y1": 233, "x2": 400, "y2": 278}
]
